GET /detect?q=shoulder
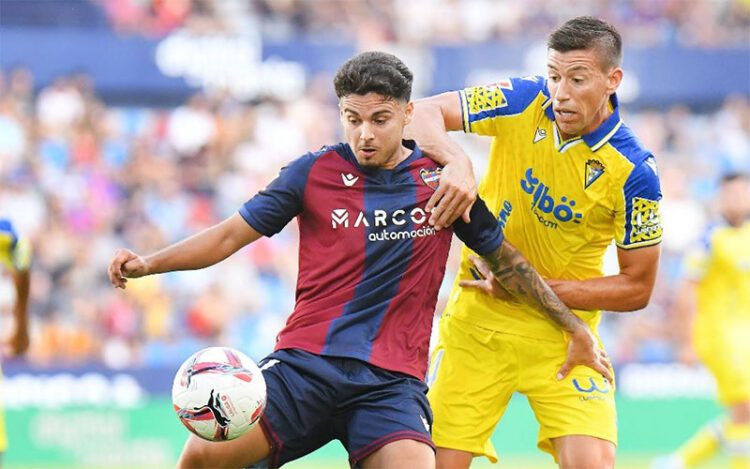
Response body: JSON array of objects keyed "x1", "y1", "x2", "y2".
[
  {"x1": 607, "y1": 124, "x2": 661, "y2": 194},
  {"x1": 462, "y1": 75, "x2": 548, "y2": 117},
  {"x1": 288, "y1": 144, "x2": 344, "y2": 170},
  {"x1": 608, "y1": 123, "x2": 654, "y2": 169},
  {"x1": 0, "y1": 219, "x2": 19, "y2": 243}
]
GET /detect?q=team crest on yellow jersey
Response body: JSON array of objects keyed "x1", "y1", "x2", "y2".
[{"x1": 584, "y1": 159, "x2": 605, "y2": 189}]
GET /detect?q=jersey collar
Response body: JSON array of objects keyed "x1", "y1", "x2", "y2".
[{"x1": 544, "y1": 93, "x2": 623, "y2": 152}]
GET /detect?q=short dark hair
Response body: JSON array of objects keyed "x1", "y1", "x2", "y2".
[
  {"x1": 333, "y1": 51, "x2": 413, "y2": 102},
  {"x1": 721, "y1": 172, "x2": 749, "y2": 185},
  {"x1": 547, "y1": 16, "x2": 622, "y2": 70}
]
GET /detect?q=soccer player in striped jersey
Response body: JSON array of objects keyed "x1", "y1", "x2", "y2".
[
  {"x1": 0, "y1": 218, "x2": 32, "y2": 461},
  {"x1": 108, "y1": 51, "x2": 608, "y2": 469},
  {"x1": 408, "y1": 16, "x2": 662, "y2": 469}
]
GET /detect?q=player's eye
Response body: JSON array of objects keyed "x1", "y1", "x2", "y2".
[
  {"x1": 573, "y1": 77, "x2": 585, "y2": 84},
  {"x1": 548, "y1": 75, "x2": 560, "y2": 82},
  {"x1": 348, "y1": 118, "x2": 361, "y2": 125},
  {"x1": 374, "y1": 119, "x2": 387, "y2": 125}
]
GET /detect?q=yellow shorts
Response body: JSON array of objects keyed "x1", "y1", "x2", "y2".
[
  {"x1": 695, "y1": 328, "x2": 750, "y2": 406},
  {"x1": 426, "y1": 314, "x2": 617, "y2": 463}
]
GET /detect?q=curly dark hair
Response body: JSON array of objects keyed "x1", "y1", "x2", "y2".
[{"x1": 333, "y1": 51, "x2": 413, "y2": 102}]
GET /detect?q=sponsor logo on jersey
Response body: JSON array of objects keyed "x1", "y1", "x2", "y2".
[
  {"x1": 584, "y1": 159, "x2": 605, "y2": 189},
  {"x1": 420, "y1": 168, "x2": 441, "y2": 191},
  {"x1": 341, "y1": 172, "x2": 359, "y2": 187},
  {"x1": 533, "y1": 128, "x2": 547, "y2": 143},
  {"x1": 330, "y1": 207, "x2": 436, "y2": 242},
  {"x1": 630, "y1": 197, "x2": 662, "y2": 243},
  {"x1": 497, "y1": 200, "x2": 513, "y2": 230},
  {"x1": 520, "y1": 168, "x2": 583, "y2": 229}
]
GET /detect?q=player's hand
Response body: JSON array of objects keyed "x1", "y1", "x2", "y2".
[
  {"x1": 557, "y1": 326, "x2": 613, "y2": 385},
  {"x1": 4, "y1": 323, "x2": 29, "y2": 357},
  {"x1": 458, "y1": 255, "x2": 518, "y2": 302},
  {"x1": 108, "y1": 248, "x2": 149, "y2": 289},
  {"x1": 426, "y1": 159, "x2": 476, "y2": 230}
]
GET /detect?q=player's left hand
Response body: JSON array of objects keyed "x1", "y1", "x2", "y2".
[
  {"x1": 426, "y1": 158, "x2": 476, "y2": 230},
  {"x1": 557, "y1": 327, "x2": 613, "y2": 385}
]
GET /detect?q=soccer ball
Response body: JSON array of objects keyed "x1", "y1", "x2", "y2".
[{"x1": 172, "y1": 346, "x2": 267, "y2": 441}]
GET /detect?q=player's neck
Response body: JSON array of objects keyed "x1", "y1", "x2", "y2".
[
  {"x1": 576, "y1": 104, "x2": 613, "y2": 140},
  {"x1": 381, "y1": 143, "x2": 413, "y2": 170}
]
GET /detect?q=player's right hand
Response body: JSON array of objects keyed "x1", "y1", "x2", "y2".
[
  {"x1": 557, "y1": 326, "x2": 614, "y2": 385},
  {"x1": 108, "y1": 249, "x2": 149, "y2": 289}
]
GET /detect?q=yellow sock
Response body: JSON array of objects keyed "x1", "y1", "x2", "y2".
[
  {"x1": 677, "y1": 419, "x2": 723, "y2": 467},
  {"x1": 725, "y1": 422, "x2": 750, "y2": 469}
]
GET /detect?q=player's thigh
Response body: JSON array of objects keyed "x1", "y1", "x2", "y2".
[
  {"x1": 519, "y1": 336, "x2": 617, "y2": 461},
  {"x1": 177, "y1": 423, "x2": 270, "y2": 469},
  {"x1": 697, "y1": 331, "x2": 750, "y2": 406},
  {"x1": 553, "y1": 435, "x2": 615, "y2": 469},
  {"x1": 427, "y1": 315, "x2": 516, "y2": 458},
  {"x1": 256, "y1": 350, "x2": 340, "y2": 466},
  {"x1": 360, "y1": 438, "x2": 434, "y2": 469},
  {"x1": 344, "y1": 368, "x2": 434, "y2": 466}
]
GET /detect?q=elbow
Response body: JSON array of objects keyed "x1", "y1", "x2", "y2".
[{"x1": 623, "y1": 288, "x2": 654, "y2": 312}]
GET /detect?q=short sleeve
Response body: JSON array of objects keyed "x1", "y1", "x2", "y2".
[
  {"x1": 615, "y1": 156, "x2": 663, "y2": 249},
  {"x1": 459, "y1": 76, "x2": 547, "y2": 136},
  {"x1": 239, "y1": 153, "x2": 317, "y2": 237}
]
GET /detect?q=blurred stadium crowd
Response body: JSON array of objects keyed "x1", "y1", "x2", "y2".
[{"x1": 0, "y1": 0, "x2": 748, "y2": 370}]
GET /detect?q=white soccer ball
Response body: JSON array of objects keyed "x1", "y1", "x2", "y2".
[{"x1": 172, "y1": 346, "x2": 267, "y2": 441}]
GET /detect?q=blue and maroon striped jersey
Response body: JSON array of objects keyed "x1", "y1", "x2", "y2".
[{"x1": 239, "y1": 141, "x2": 503, "y2": 379}]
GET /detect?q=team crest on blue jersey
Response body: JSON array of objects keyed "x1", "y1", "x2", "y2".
[
  {"x1": 420, "y1": 168, "x2": 442, "y2": 191},
  {"x1": 584, "y1": 159, "x2": 605, "y2": 189}
]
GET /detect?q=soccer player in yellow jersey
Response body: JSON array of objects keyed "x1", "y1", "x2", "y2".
[
  {"x1": 0, "y1": 218, "x2": 32, "y2": 461},
  {"x1": 407, "y1": 16, "x2": 662, "y2": 469},
  {"x1": 656, "y1": 173, "x2": 750, "y2": 469}
]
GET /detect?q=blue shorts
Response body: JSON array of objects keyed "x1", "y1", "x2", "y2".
[{"x1": 256, "y1": 348, "x2": 434, "y2": 468}]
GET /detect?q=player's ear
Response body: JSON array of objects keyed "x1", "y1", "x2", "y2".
[
  {"x1": 404, "y1": 101, "x2": 414, "y2": 125},
  {"x1": 606, "y1": 67, "x2": 623, "y2": 96}
]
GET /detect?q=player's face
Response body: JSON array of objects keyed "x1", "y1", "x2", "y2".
[
  {"x1": 719, "y1": 177, "x2": 750, "y2": 226},
  {"x1": 547, "y1": 48, "x2": 623, "y2": 140},
  {"x1": 339, "y1": 93, "x2": 413, "y2": 169}
]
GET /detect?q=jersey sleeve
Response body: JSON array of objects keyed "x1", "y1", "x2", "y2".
[
  {"x1": 459, "y1": 76, "x2": 547, "y2": 136},
  {"x1": 11, "y1": 237, "x2": 32, "y2": 271},
  {"x1": 615, "y1": 156, "x2": 663, "y2": 249},
  {"x1": 239, "y1": 152, "x2": 317, "y2": 237},
  {"x1": 452, "y1": 196, "x2": 504, "y2": 255}
]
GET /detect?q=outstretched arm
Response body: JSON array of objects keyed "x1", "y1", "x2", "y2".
[
  {"x1": 478, "y1": 242, "x2": 613, "y2": 382},
  {"x1": 406, "y1": 93, "x2": 476, "y2": 229},
  {"x1": 108, "y1": 213, "x2": 262, "y2": 289},
  {"x1": 6, "y1": 267, "x2": 30, "y2": 356}
]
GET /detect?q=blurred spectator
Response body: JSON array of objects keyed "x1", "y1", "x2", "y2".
[{"x1": 0, "y1": 0, "x2": 748, "y2": 369}]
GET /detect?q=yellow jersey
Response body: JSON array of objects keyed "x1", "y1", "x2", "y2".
[
  {"x1": 685, "y1": 220, "x2": 750, "y2": 330},
  {"x1": 0, "y1": 219, "x2": 32, "y2": 273},
  {"x1": 447, "y1": 76, "x2": 663, "y2": 340}
]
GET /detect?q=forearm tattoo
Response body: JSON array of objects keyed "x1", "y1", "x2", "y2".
[{"x1": 482, "y1": 241, "x2": 585, "y2": 333}]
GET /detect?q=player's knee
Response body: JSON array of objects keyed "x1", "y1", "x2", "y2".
[
  {"x1": 176, "y1": 437, "x2": 215, "y2": 469},
  {"x1": 435, "y1": 447, "x2": 472, "y2": 469},
  {"x1": 557, "y1": 442, "x2": 615, "y2": 469}
]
